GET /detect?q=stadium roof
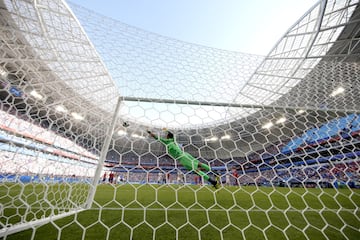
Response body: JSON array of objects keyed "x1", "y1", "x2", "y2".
[
  {"x1": 0, "y1": 0, "x2": 359, "y2": 155},
  {"x1": 69, "y1": 1, "x2": 359, "y2": 128}
]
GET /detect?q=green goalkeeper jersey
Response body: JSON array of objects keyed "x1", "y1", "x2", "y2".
[
  {"x1": 158, "y1": 137, "x2": 199, "y2": 171},
  {"x1": 158, "y1": 137, "x2": 183, "y2": 159}
]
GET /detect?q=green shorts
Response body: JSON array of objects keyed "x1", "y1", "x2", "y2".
[{"x1": 178, "y1": 152, "x2": 199, "y2": 171}]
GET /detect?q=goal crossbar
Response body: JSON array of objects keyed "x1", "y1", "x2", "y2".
[{"x1": 122, "y1": 96, "x2": 360, "y2": 114}]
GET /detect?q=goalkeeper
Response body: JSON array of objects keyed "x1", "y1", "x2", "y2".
[{"x1": 147, "y1": 130, "x2": 219, "y2": 188}]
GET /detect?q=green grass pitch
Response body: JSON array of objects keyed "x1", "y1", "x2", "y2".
[{"x1": 2, "y1": 183, "x2": 360, "y2": 240}]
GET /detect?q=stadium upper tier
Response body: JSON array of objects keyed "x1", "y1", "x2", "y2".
[{"x1": 0, "y1": 0, "x2": 359, "y2": 156}]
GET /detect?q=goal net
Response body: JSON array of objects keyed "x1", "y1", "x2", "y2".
[{"x1": 0, "y1": 0, "x2": 359, "y2": 239}]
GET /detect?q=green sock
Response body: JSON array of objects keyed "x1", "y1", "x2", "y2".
[
  {"x1": 197, "y1": 170, "x2": 209, "y2": 181},
  {"x1": 199, "y1": 163, "x2": 211, "y2": 172}
]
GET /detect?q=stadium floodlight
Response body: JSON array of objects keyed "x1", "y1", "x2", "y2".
[
  {"x1": 205, "y1": 136, "x2": 218, "y2": 142},
  {"x1": 220, "y1": 135, "x2": 231, "y2": 140},
  {"x1": 30, "y1": 90, "x2": 43, "y2": 100},
  {"x1": 276, "y1": 117, "x2": 286, "y2": 124},
  {"x1": 297, "y1": 109, "x2": 305, "y2": 115},
  {"x1": 55, "y1": 105, "x2": 68, "y2": 113},
  {"x1": 330, "y1": 86, "x2": 345, "y2": 97},
  {"x1": 71, "y1": 112, "x2": 84, "y2": 120},
  {"x1": 261, "y1": 122, "x2": 273, "y2": 129},
  {"x1": 117, "y1": 130, "x2": 127, "y2": 136},
  {"x1": 131, "y1": 133, "x2": 145, "y2": 139},
  {"x1": 0, "y1": 66, "x2": 7, "y2": 78}
]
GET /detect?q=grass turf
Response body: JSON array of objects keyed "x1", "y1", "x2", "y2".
[{"x1": 1, "y1": 183, "x2": 360, "y2": 240}]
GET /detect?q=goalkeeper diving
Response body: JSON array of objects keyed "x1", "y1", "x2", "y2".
[{"x1": 147, "y1": 129, "x2": 220, "y2": 188}]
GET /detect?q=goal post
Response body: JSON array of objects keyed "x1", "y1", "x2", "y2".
[
  {"x1": 0, "y1": 105, "x2": 98, "y2": 237},
  {"x1": 0, "y1": 96, "x2": 122, "y2": 237},
  {"x1": 85, "y1": 97, "x2": 122, "y2": 209}
]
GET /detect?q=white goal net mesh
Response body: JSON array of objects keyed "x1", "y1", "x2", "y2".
[{"x1": 0, "y1": 0, "x2": 359, "y2": 239}]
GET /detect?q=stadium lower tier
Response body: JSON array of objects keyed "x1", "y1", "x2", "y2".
[{"x1": 2, "y1": 159, "x2": 358, "y2": 188}]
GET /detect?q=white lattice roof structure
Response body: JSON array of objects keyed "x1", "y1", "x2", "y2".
[{"x1": 0, "y1": 0, "x2": 359, "y2": 156}]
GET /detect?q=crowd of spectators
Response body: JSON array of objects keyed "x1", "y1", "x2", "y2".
[
  {"x1": 100, "y1": 170, "x2": 203, "y2": 185},
  {"x1": 0, "y1": 109, "x2": 97, "y2": 161},
  {"x1": 0, "y1": 109, "x2": 99, "y2": 181},
  {"x1": 107, "y1": 129, "x2": 360, "y2": 187},
  {"x1": 233, "y1": 160, "x2": 359, "y2": 188},
  {"x1": 1, "y1": 106, "x2": 359, "y2": 188},
  {"x1": 0, "y1": 150, "x2": 95, "y2": 178}
]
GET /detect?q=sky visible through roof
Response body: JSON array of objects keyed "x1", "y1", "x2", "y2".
[
  {"x1": 68, "y1": 0, "x2": 317, "y2": 55},
  {"x1": 67, "y1": 0, "x2": 319, "y2": 129}
]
